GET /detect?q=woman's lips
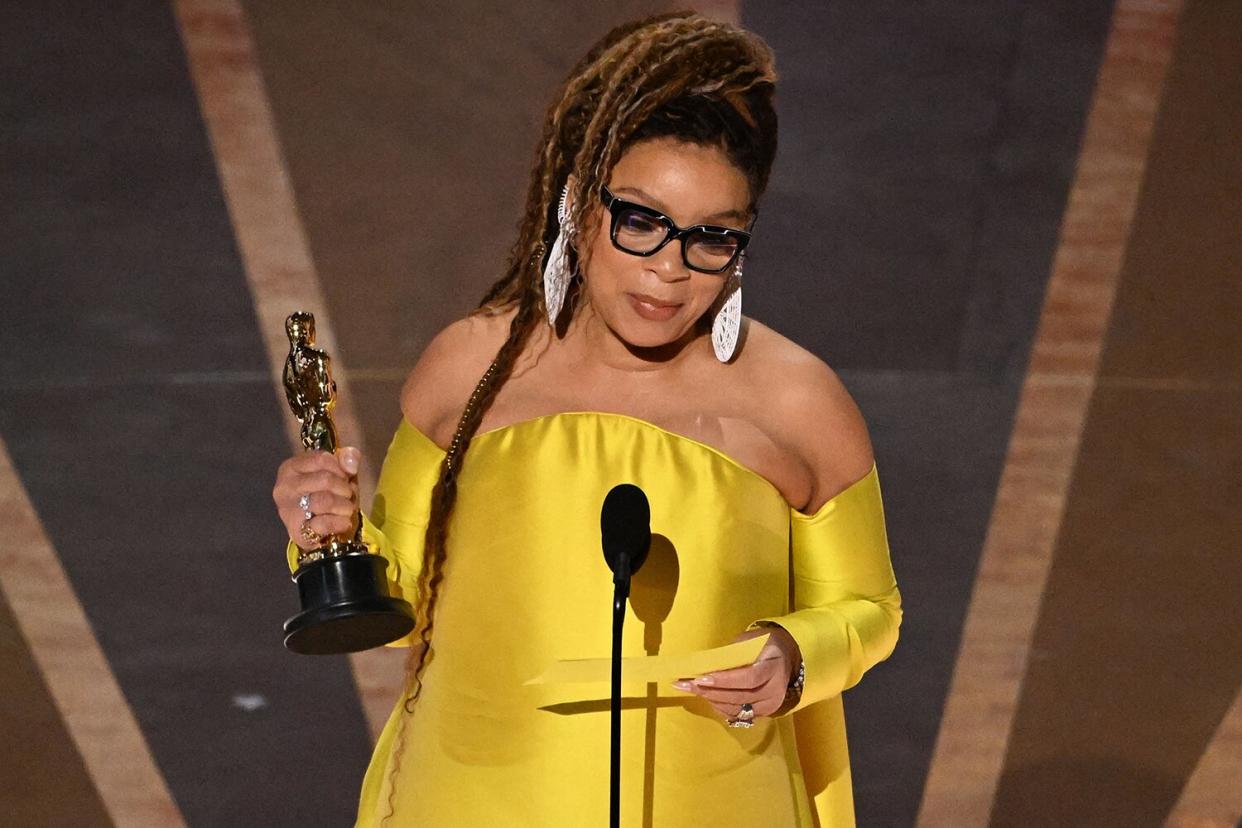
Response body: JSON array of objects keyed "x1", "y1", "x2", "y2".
[{"x1": 627, "y1": 293, "x2": 682, "y2": 321}]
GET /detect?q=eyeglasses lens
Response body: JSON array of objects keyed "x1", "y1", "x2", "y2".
[
  {"x1": 614, "y1": 209, "x2": 666, "y2": 252},
  {"x1": 685, "y1": 231, "x2": 740, "y2": 272}
]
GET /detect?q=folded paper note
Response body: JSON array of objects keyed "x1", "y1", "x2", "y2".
[{"x1": 524, "y1": 633, "x2": 770, "y2": 686}]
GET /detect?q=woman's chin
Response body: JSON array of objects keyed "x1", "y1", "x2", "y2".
[{"x1": 587, "y1": 301, "x2": 702, "y2": 354}]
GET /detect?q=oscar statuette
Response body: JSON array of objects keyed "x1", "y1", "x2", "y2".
[{"x1": 281, "y1": 311, "x2": 415, "y2": 654}]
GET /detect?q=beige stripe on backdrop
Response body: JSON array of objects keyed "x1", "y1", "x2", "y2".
[
  {"x1": 0, "y1": 440, "x2": 186, "y2": 826},
  {"x1": 917, "y1": 1, "x2": 1186, "y2": 825},
  {"x1": 1165, "y1": 686, "x2": 1242, "y2": 828},
  {"x1": 173, "y1": 0, "x2": 405, "y2": 741}
]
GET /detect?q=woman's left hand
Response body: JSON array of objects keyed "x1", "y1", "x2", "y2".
[{"x1": 672, "y1": 626, "x2": 801, "y2": 721}]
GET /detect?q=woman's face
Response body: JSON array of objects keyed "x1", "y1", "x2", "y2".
[{"x1": 578, "y1": 137, "x2": 752, "y2": 352}]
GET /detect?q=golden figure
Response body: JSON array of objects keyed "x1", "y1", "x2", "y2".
[
  {"x1": 283, "y1": 311, "x2": 361, "y2": 561},
  {"x1": 284, "y1": 312, "x2": 341, "y2": 453}
]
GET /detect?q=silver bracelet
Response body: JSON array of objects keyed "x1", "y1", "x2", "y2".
[{"x1": 786, "y1": 660, "x2": 806, "y2": 703}]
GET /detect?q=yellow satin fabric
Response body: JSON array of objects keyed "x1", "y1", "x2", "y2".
[{"x1": 293, "y1": 411, "x2": 901, "y2": 827}]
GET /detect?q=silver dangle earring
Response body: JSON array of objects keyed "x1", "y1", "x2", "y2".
[
  {"x1": 711, "y1": 255, "x2": 744, "y2": 362},
  {"x1": 542, "y1": 185, "x2": 574, "y2": 325}
]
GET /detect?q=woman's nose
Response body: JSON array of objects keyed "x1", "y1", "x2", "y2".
[{"x1": 648, "y1": 240, "x2": 690, "y2": 282}]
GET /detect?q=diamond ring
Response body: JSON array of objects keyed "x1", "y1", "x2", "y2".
[
  {"x1": 727, "y1": 703, "x2": 756, "y2": 728},
  {"x1": 298, "y1": 492, "x2": 312, "y2": 521}
]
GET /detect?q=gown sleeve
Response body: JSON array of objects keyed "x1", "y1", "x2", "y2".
[
  {"x1": 751, "y1": 463, "x2": 902, "y2": 713},
  {"x1": 283, "y1": 422, "x2": 443, "y2": 647}
]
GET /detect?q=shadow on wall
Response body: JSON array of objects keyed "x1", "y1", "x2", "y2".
[{"x1": 994, "y1": 755, "x2": 1180, "y2": 828}]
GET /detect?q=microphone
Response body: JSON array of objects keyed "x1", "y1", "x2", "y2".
[
  {"x1": 601, "y1": 483, "x2": 651, "y2": 586},
  {"x1": 600, "y1": 483, "x2": 650, "y2": 828}
]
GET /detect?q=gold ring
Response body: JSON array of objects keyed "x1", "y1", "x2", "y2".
[{"x1": 300, "y1": 518, "x2": 323, "y2": 546}]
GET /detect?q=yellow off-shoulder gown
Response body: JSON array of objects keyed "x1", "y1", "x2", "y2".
[{"x1": 289, "y1": 411, "x2": 902, "y2": 827}]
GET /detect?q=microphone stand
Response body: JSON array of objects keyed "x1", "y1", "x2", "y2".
[
  {"x1": 610, "y1": 559, "x2": 631, "y2": 828},
  {"x1": 599, "y1": 482, "x2": 649, "y2": 828}
]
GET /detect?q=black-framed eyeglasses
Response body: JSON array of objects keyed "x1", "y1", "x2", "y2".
[{"x1": 600, "y1": 185, "x2": 753, "y2": 274}]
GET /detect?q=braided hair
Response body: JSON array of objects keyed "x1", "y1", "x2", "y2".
[{"x1": 381, "y1": 12, "x2": 777, "y2": 819}]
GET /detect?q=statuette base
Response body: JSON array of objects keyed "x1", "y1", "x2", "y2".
[{"x1": 283, "y1": 551, "x2": 415, "y2": 655}]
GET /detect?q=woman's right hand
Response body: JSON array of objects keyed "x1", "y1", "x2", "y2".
[{"x1": 272, "y1": 447, "x2": 362, "y2": 551}]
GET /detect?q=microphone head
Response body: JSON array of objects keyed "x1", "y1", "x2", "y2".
[{"x1": 600, "y1": 483, "x2": 651, "y2": 578}]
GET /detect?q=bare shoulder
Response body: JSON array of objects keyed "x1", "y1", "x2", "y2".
[
  {"x1": 739, "y1": 319, "x2": 875, "y2": 510},
  {"x1": 400, "y1": 307, "x2": 516, "y2": 445}
]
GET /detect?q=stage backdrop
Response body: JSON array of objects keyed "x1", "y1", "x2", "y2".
[{"x1": 1, "y1": 1, "x2": 1238, "y2": 826}]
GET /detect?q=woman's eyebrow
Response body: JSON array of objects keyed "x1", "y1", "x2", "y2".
[{"x1": 613, "y1": 185, "x2": 748, "y2": 224}]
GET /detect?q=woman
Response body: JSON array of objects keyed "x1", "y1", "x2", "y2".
[{"x1": 273, "y1": 12, "x2": 901, "y2": 826}]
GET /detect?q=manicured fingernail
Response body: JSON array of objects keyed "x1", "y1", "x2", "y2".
[
  {"x1": 671, "y1": 680, "x2": 692, "y2": 691},
  {"x1": 693, "y1": 676, "x2": 715, "y2": 686}
]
